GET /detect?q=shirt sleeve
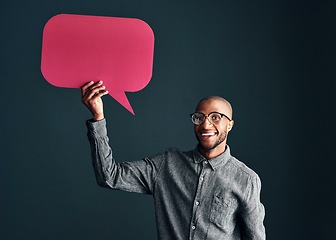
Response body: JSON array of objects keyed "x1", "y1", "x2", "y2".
[
  {"x1": 86, "y1": 119, "x2": 161, "y2": 195},
  {"x1": 240, "y1": 174, "x2": 266, "y2": 240}
]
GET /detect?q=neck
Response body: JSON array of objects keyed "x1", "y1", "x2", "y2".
[{"x1": 198, "y1": 144, "x2": 227, "y2": 159}]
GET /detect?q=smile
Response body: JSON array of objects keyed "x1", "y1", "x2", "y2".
[{"x1": 200, "y1": 132, "x2": 217, "y2": 137}]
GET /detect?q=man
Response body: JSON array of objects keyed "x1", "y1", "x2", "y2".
[{"x1": 81, "y1": 81, "x2": 266, "y2": 240}]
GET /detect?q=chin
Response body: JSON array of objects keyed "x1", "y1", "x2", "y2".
[
  {"x1": 199, "y1": 139, "x2": 226, "y2": 152},
  {"x1": 199, "y1": 143, "x2": 216, "y2": 152}
]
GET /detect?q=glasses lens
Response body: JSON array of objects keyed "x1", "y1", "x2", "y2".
[
  {"x1": 191, "y1": 113, "x2": 205, "y2": 125},
  {"x1": 209, "y1": 113, "x2": 222, "y2": 123}
]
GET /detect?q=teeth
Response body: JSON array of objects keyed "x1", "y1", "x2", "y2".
[{"x1": 202, "y1": 133, "x2": 215, "y2": 136}]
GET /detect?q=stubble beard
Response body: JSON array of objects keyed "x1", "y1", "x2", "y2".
[{"x1": 196, "y1": 130, "x2": 228, "y2": 152}]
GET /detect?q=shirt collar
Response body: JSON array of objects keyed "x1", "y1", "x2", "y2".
[{"x1": 192, "y1": 145, "x2": 232, "y2": 170}]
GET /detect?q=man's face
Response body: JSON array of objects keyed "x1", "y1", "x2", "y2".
[{"x1": 193, "y1": 98, "x2": 233, "y2": 156}]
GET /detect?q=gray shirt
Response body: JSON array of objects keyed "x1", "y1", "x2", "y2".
[{"x1": 87, "y1": 119, "x2": 266, "y2": 240}]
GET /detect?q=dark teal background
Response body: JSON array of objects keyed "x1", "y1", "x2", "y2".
[{"x1": 1, "y1": 0, "x2": 335, "y2": 239}]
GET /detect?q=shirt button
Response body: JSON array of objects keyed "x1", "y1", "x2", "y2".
[
  {"x1": 191, "y1": 225, "x2": 196, "y2": 230},
  {"x1": 195, "y1": 201, "x2": 200, "y2": 206}
]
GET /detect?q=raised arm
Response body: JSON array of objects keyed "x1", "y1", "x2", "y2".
[{"x1": 81, "y1": 81, "x2": 159, "y2": 194}]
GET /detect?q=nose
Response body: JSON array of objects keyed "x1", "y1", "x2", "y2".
[{"x1": 201, "y1": 116, "x2": 213, "y2": 127}]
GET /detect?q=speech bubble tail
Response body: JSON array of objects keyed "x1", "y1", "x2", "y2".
[{"x1": 109, "y1": 91, "x2": 135, "y2": 115}]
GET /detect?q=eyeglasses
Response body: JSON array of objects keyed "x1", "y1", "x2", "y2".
[{"x1": 190, "y1": 112, "x2": 232, "y2": 125}]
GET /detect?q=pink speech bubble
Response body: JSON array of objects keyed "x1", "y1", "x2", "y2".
[{"x1": 41, "y1": 14, "x2": 155, "y2": 114}]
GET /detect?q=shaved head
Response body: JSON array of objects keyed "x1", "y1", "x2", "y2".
[{"x1": 195, "y1": 96, "x2": 233, "y2": 120}]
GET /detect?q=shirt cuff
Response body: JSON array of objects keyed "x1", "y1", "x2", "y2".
[{"x1": 86, "y1": 118, "x2": 107, "y2": 138}]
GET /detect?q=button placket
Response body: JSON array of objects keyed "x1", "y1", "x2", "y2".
[{"x1": 189, "y1": 162, "x2": 208, "y2": 239}]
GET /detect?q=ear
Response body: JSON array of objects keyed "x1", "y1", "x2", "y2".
[{"x1": 227, "y1": 120, "x2": 234, "y2": 132}]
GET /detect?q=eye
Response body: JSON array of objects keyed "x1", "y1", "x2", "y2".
[
  {"x1": 195, "y1": 115, "x2": 204, "y2": 121},
  {"x1": 210, "y1": 113, "x2": 221, "y2": 122}
]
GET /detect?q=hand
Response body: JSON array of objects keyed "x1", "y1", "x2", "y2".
[{"x1": 81, "y1": 81, "x2": 108, "y2": 121}]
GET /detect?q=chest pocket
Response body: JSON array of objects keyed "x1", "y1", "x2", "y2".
[{"x1": 209, "y1": 194, "x2": 232, "y2": 227}]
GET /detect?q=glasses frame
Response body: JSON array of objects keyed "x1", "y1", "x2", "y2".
[{"x1": 190, "y1": 111, "x2": 232, "y2": 125}]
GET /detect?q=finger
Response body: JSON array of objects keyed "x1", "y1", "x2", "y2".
[
  {"x1": 82, "y1": 83, "x2": 98, "y2": 104},
  {"x1": 81, "y1": 81, "x2": 95, "y2": 95},
  {"x1": 96, "y1": 90, "x2": 109, "y2": 98},
  {"x1": 81, "y1": 80, "x2": 104, "y2": 96},
  {"x1": 87, "y1": 85, "x2": 106, "y2": 99}
]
